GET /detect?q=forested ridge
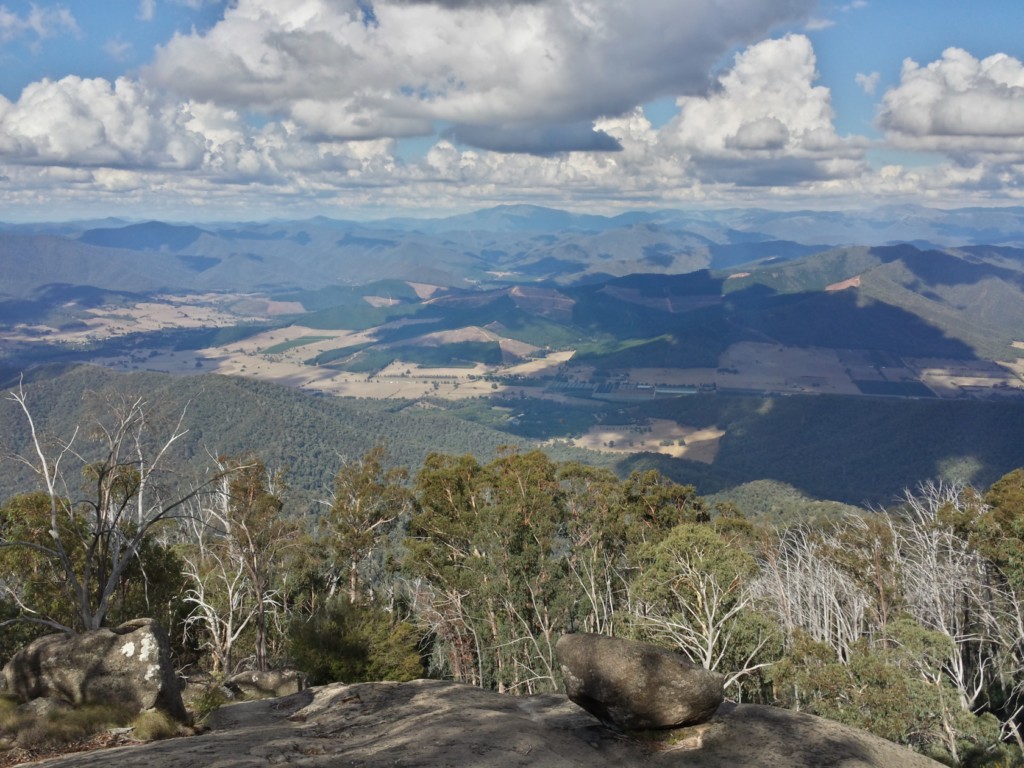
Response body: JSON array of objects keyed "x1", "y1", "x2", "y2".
[
  {"x1": 7, "y1": 365, "x2": 1024, "y2": 511},
  {"x1": 3, "y1": 369, "x2": 1024, "y2": 766},
  {"x1": 0, "y1": 365, "x2": 615, "y2": 512}
]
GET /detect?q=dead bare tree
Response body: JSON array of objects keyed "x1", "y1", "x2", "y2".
[
  {"x1": 1, "y1": 381, "x2": 220, "y2": 632},
  {"x1": 890, "y1": 481, "x2": 995, "y2": 712},
  {"x1": 753, "y1": 524, "x2": 869, "y2": 662},
  {"x1": 176, "y1": 457, "x2": 296, "y2": 673}
]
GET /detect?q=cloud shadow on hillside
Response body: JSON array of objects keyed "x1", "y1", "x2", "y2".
[{"x1": 872, "y1": 244, "x2": 1024, "y2": 289}]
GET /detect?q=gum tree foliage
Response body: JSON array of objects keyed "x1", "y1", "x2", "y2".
[
  {"x1": 405, "y1": 449, "x2": 565, "y2": 692},
  {"x1": 404, "y1": 451, "x2": 710, "y2": 694},
  {"x1": 973, "y1": 470, "x2": 1024, "y2": 756},
  {"x1": 754, "y1": 480, "x2": 1024, "y2": 765},
  {"x1": 631, "y1": 523, "x2": 777, "y2": 690},
  {"x1": 322, "y1": 444, "x2": 412, "y2": 604},
  {"x1": 557, "y1": 462, "x2": 628, "y2": 636},
  {"x1": 0, "y1": 383, "x2": 214, "y2": 632},
  {"x1": 0, "y1": 491, "x2": 187, "y2": 658}
]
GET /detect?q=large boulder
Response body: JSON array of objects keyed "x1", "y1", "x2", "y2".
[
  {"x1": 225, "y1": 669, "x2": 306, "y2": 699},
  {"x1": 556, "y1": 633, "x2": 723, "y2": 730},
  {"x1": 2, "y1": 618, "x2": 188, "y2": 722}
]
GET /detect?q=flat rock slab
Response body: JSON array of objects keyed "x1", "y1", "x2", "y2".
[{"x1": 29, "y1": 680, "x2": 943, "y2": 768}]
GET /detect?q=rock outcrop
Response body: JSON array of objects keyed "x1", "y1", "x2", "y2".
[
  {"x1": 28, "y1": 679, "x2": 944, "y2": 768},
  {"x1": 2, "y1": 618, "x2": 187, "y2": 723},
  {"x1": 556, "y1": 633, "x2": 724, "y2": 729},
  {"x1": 224, "y1": 669, "x2": 306, "y2": 699}
]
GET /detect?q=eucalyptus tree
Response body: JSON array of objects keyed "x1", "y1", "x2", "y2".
[
  {"x1": 558, "y1": 462, "x2": 627, "y2": 636},
  {"x1": 178, "y1": 456, "x2": 297, "y2": 673},
  {"x1": 322, "y1": 444, "x2": 412, "y2": 604},
  {"x1": 404, "y1": 451, "x2": 718, "y2": 694},
  {"x1": 888, "y1": 482, "x2": 995, "y2": 714},
  {"x1": 631, "y1": 523, "x2": 778, "y2": 690},
  {"x1": 405, "y1": 449, "x2": 568, "y2": 693},
  {"x1": 1, "y1": 382, "x2": 218, "y2": 632}
]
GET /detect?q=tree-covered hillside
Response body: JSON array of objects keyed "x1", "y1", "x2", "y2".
[
  {"x1": 6, "y1": 366, "x2": 1024, "y2": 509},
  {"x1": 0, "y1": 366, "x2": 612, "y2": 511}
]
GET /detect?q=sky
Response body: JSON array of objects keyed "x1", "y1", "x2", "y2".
[{"x1": 0, "y1": 0, "x2": 1022, "y2": 221}]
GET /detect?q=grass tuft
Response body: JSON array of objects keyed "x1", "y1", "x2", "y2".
[
  {"x1": 2, "y1": 701, "x2": 134, "y2": 751},
  {"x1": 132, "y1": 710, "x2": 181, "y2": 742}
]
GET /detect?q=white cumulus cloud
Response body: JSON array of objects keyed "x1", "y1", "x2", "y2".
[
  {"x1": 0, "y1": 76, "x2": 208, "y2": 168},
  {"x1": 660, "y1": 34, "x2": 866, "y2": 185},
  {"x1": 879, "y1": 48, "x2": 1024, "y2": 157},
  {"x1": 146, "y1": 0, "x2": 817, "y2": 153}
]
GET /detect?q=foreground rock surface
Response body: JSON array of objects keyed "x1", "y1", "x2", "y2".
[
  {"x1": 30, "y1": 679, "x2": 942, "y2": 768},
  {"x1": 2, "y1": 619, "x2": 187, "y2": 722},
  {"x1": 556, "y1": 633, "x2": 723, "y2": 729}
]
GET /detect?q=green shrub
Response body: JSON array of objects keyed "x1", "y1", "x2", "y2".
[
  {"x1": 289, "y1": 597, "x2": 424, "y2": 685},
  {"x1": 11, "y1": 702, "x2": 133, "y2": 750},
  {"x1": 0, "y1": 697, "x2": 29, "y2": 738},
  {"x1": 132, "y1": 710, "x2": 180, "y2": 741},
  {"x1": 190, "y1": 684, "x2": 228, "y2": 724}
]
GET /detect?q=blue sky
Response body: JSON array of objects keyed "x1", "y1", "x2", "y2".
[{"x1": 0, "y1": 0, "x2": 1022, "y2": 220}]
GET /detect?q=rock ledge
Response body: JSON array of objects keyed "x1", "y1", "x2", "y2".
[{"x1": 29, "y1": 679, "x2": 943, "y2": 768}]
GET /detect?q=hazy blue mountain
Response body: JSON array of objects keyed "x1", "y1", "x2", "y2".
[
  {"x1": 79, "y1": 221, "x2": 210, "y2": 252},
  {"x1": 0, "y1": 218, "x2": 131, "y2": 236},
  {"x1": 3, "y1": 204, "x2": 1024, "y2": 319},
  {"x1": 0, "y1": 234, "x2": 196, "y2": 297},
  {"x1": 375, "y1": 204, "x2": 620, "y2": 233}
]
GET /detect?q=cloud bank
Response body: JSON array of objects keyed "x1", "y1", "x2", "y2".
[
  {"x1": 662, "y1": 34, "x2": 866, "y2": 185},
  {"x1": 1, "y1": 1, "x2": 1023, "y2": 217},
  {"x1": 146, "y1": 0, "x2": 817, "y2": 153},
  {"x1": 880, "y1": 48, "x2": 1024, "y2": 157}
]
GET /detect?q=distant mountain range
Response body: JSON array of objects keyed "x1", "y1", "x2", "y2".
[
  {"x1": 4, "y1": 203, "x2": 1024, "y2": 370},
  {"x1": 3, "y1": 204, "x2": 1024, "y2": 301}
]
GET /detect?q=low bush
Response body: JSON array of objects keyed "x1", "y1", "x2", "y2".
[
  {"x1": 189, "y1": 684, "x2": 228, "y2": 724},
  {"x1": 289, "y1": 597, "x2": 424, "y2": 685},
  {"x1": 132, "y1": 710, "x2": 181, "y2": 742}
]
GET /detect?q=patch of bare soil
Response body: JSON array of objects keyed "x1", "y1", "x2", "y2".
[
  {"x1": 568, "y1": 420, "x2": 726, "y2": 463},
  {"x1": 362, "y1": 295, "x2": 401, "y2": 308},
  {"x1": 407, "y1": 282, "x2": 442, "y2": 299},
  {"x1": 508, "y1": 286, "x2": 575, "y2": 319},
  {"x1": 395, "y1": 325, "x2": 496, "y2": 346},
  {"x1": 826, "y1": 275, "x2": 861, "y2": 292}
]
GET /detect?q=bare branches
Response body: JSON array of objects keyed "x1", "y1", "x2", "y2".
[
  {"x1": 176, "y1": 456, "x2": 298, "y2": 673},
  {"x1": 1, "y1": 381, "x2": 216, "y2": 631},
  {"x1": 753, "y1": 524, "x2": 870, "y2": 662}
]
